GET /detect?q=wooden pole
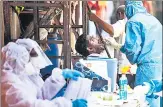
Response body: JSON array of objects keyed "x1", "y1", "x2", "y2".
[
  {"x1": 0, "y1": 0, "x2": 4, "y2": 107},
  {"x1": 0, "y1": 1, "x2": 4, "y2": 48}
]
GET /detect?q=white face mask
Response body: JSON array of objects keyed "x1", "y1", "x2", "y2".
[
  {"x1": 30, "y1": 57, "x2": 46, "y2": 69},
  {"x1": 25, "y1": 62, "x2": 38, "y2": 75}
]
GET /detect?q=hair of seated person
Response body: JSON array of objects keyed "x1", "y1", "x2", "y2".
[{"x1": 75, "y1": 34, "x2": 90, "y2": 57}]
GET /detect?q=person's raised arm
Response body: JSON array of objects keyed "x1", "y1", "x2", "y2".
[{"x1": 89, "y1": 12, "x2": 114, "y2": 36}]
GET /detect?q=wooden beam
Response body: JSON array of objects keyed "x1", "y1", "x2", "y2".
[
  {"x1": 63, "y1": 1, "x2": 71, "y2": 68},
  {"x1": 0, "y1": 1, "x2": 4, "y2": 107},
  {"x1": 0, "y1": 1, "x2": 4, "y2": 48}
]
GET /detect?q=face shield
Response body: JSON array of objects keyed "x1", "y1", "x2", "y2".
[{"x1": 16, "y1": 39, "x2": 52, "y2": 71}]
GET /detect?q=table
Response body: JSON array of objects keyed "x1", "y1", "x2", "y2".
[{"x1": 88, "y1": 92, "x2": 149, "y2": 107}]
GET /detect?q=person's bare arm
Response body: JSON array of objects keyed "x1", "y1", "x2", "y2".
[{"x1": 89, "y1": 12, "x2": 114, "y2": 36}]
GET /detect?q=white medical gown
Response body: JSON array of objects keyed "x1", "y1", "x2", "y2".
[{"x1": 1, "y1": 68, "x2": 72, "y2": 107}]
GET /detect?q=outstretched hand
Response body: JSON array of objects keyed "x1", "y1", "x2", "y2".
[{"x1": 62, "y1": 69, "x2": 84, "y2": 81}]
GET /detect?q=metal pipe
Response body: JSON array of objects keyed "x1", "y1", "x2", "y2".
[
  {"x1": 3, "y1": 1, "x2": 11, "y2": 40},
  {"x1": 33, "y1": 4, "x2": 39, "y2": 40},
  {"x1": 36, "y1": 40, "x2": 63, "y2": 44},
  {"x1": 0, "y1": 1, "x2": 4, "y2": 107},
  {"x1": 10, "y1": 8, "x2": 21, "y2": 39},
  {"x1": 39, "y1": 25, "x2": 83, "y2": 28},
  {"x1": 75, "y1": 1, "x2": 80, "y2": 25},
  {"x1": 0, "y1": 1, "x2": 4, "y2": 48},
  {"x1": 63, "y1": 1, "x2": 71, "y2": 68},
  {"x1": 9, "y1": 2, "x2": 63, "y2": 8},
  {"x1": 71, "y1": 19, "x2": 80, "y2": 39},
  {"x1": 82, "y1": 1, "x2": 88, "y2": 36}
]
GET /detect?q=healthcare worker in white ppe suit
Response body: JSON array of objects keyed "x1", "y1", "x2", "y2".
[{"x1": 1, "y1": 39, "x2": 87, "y2": 107}]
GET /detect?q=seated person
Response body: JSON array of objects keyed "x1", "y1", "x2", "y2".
[
  {"x1": 75, "y1": 34, "x2": 135, "y2": 89},
  {"x1": 1, "y1": 39, "x2": 87, "y2": 107},
  {"x1": 75, "y1": 34, "x2": 105, "y2": 58},
  {"x1": 75, "y1": 35, "x2": 114, "y2": 91}
]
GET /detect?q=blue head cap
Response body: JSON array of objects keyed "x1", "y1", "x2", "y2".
[{"x1": 125, "y1": 0, "x2": 147, "y2": 19}]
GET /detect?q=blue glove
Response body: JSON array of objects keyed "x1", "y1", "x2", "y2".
[
  {"x1": 72, "y1": 99, "x2": 87, "y2": 107},
  {"x1": 62, "y1": 69, "x2": 84, "y2": 81}
]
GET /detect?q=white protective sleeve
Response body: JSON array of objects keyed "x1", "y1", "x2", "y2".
[
  {"x1": 40, "y1": 68, "x2": 67, "y2": 100},
  {"x1": 6, "y1": 85, "x2": 72, "y2": 107},
  {"x1": 2, "y1": 69, "x2": 70, "y2": 107}
]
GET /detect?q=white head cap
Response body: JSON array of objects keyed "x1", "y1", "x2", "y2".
[{"x1": 2, "y1": 42, "x2": 30, "y2": 75}]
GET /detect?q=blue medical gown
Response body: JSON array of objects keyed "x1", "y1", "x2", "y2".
[
  {"x1": 120, "y1": 13, "x2": 162, "y2": 85},
  {"x1": 121, "y1": 1, "x2": 162, "y2": 107},
  {"x1": 147, "y1": 80, "x2": 163, "y2": 107}
]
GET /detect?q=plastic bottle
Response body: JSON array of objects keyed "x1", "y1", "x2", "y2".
[{"x1": 119, "y1": 74, "x2": 128, "y2": 100}]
